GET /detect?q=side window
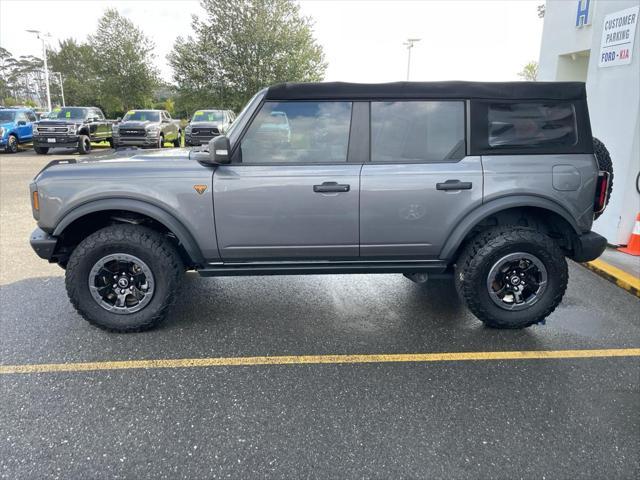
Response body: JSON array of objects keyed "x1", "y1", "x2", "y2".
[
  {"x1": 371, "y1": 101, "x2": 465, "y2": 163},
  {"x1": 488, "y1": 102, "x2": 577, "y2": 148},
  {"x1": 241, "y1": 101, "x2": 352, "y2": 164},
  {"x1": 27, "y1": 112, "x2": 37, "y2": 122},
  {"x1": 16, "y1": 112, "x2": 28, "y2": 123},
  {"x1": 164, "y1": 111, "x2": 171, "y2": 119},
  {"x1": 94, "y1": 109, "x2": 105, "y2": 120}
]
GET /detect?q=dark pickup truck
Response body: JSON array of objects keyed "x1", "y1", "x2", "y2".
[{"x1": 33, "y1": 106, "x2": 114, "y2": 154}]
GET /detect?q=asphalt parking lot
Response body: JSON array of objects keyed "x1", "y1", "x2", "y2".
[{"x1": 1, "y1": 147, "x2": 639, "y2": 479}]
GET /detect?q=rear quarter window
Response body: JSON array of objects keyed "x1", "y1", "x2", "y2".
[
  {"x1": 469, "y1": 99, "x2": 592, "y2": 155},
  {"x1": 488, "y1": 102, "x2": 577, "y2": 148}
]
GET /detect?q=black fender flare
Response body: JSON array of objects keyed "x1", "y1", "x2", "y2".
[
  {"x1": 439, "y1": 195, "x2": 582, "y2": 261},
  {"x1": 52, "y1": 198, "x2": 205, "y2": 265}
]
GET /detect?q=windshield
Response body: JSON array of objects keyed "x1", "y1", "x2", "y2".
[
  {"x1": 123, "y1": 110, "x2": 160, "y2": 122},
  {"x1": 50, "y1": 107, "x2": 88, "y2": 120},
  {"x1": 193, "y1": 110, "x2": 224, "y2": 122},
  {"x1": 0, "y1": 110, "x2": 16, "y2": 122}
]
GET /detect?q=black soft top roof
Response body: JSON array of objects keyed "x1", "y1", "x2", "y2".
[{"x1": 266, "y1": 81, "x2": 586, "y2": 101}]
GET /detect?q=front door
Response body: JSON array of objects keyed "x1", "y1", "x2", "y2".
[
  {"x1": 360, "y1": 100, "x2": 483, "y2": 259},
  {"x1": 213, "y1": 100, "x2": 361, "y2": 261}
]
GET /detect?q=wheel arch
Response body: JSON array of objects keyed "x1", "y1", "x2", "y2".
[
  {"x1": 440, "y1": 196, "x2": 582, "y2": 262},
  {"x1": 52, "y1": 199, "x2": 205, "y2": 267}
]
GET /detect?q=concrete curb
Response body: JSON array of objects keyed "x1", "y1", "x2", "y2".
[{"x1": 582, "y1": 259, "x2": 640, "y2": 298}]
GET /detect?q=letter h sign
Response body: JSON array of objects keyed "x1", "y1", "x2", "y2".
[{"x1": 576, "y1": 0, "x2": 591, "y2": 28}]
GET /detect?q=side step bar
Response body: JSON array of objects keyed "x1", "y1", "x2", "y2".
[{"x1": 197, "y1": 260, "x2": 449, "y2": 277}]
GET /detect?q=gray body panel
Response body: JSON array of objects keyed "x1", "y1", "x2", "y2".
[
  {"x1": 34, "y1": 153, "x2": 218, "y2": 261},
  {"x1": 213, "y1": 164, "x2": 361, "y2": 260},
  {"x1": 482, "y1": 154, "x2": 598, "y2": 233},
  {"x1": 360, "y1": 157, "x2": 483, "y2": 258}
]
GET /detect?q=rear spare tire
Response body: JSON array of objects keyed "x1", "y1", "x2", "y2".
[{"x1": 593, "y1": 137, "x2": 613, "y2": 219}]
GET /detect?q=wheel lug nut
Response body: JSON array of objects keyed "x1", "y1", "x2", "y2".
[{"x1": 112, "y1": 284, "x2": 117, "y2": 288}]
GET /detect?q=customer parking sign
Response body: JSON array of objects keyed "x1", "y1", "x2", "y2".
[{"x1": 599, "y1": 5, "x2": 639, "y2": 67}]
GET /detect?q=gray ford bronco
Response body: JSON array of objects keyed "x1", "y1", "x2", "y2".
[{"x1": 29, "y1": 82, "x2": 613, "y2": 332}]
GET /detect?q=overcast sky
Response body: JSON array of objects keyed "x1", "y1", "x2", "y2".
[{"x1": 0, "y1": 0, "x2": 544, "y2": 83}]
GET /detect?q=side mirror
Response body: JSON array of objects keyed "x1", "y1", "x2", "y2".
[
  {"x1": 207, "y1": 135, "x2": 231, "y2": 165},
  {"x1": 116, "y1": 117, "x2": 122, "y2": 122},
  {"x1": 17, "y1": 120, "x2": 26, "y2": 126}
]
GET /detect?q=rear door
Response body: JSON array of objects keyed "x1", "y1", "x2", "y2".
[
  {"x1": 360, "y1": 100, "x2": 483, "y2": 259},
  {"x1": 213, "y1": 100, "x2": 364, "y2": 260},
  {"x1": 25, "y1": 111, "x2": 37, "y2": 141},
  {"x1": 92, "y1": 108, "x2": 109, "y2": 140}
]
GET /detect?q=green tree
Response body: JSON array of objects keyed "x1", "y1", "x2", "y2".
[
  {"x1": 48, "y1": 39, "x2": 98, "y2": 107},
  {"x1": 169, "y1": 0, "x2": 327, "y2": 113},
  {"x1": 88, "y1": 9, "x2": 159, "y2": 115},
  {"x1": 518, "y1": 61, "x2": 538, "y2": 81}
]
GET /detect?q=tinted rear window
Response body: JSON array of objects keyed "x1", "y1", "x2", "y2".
[{"x1": 488, "y1": 103, "x2": 577, "y2": 148}]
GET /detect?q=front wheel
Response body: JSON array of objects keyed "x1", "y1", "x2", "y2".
[
  {"x1": 454, "y1": 226, "x2": 568, "y2": 329},
  {"x1": 34, "y1": 146, "x2": 49, "y2": 154},
  {"x1": 173, "y1": 131, "x2": 182, "y2": 148},
  {"x1": 65, "y1": 225, "x2": 184, "y2": 332},
  {"x1": 4, "y1": 134, "x2": 18, "y2": 153},
  {"x1": 78, "y1": 134, "x2": 92, "y2": 154}
]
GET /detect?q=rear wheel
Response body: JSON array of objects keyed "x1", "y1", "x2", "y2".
[
  {"x1": 78, "y1": 134, "x2": 91, "y2": 154},
  {"x1": 455, "y1": 226, "x2": 568, "y2": 329},
  {"x1": 158, "y1": 134, "x2": 164, "y2": 148},
  {"x1": 5, "y1": 134, "x2": 18, "y2": 153},
  {"x1": 34, "y1": 146, "x2": 49, "y2": 155},
  {"x1": 65, "y1": 225, "x2": 184, "y2": 332}
]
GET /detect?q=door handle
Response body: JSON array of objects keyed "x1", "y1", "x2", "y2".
[
  {"x1": 313, "y1": 181, "x2": 350, "y2": 193},
  {"x1": 436, "y1": 179, "x2": 472, "y2": 191}
]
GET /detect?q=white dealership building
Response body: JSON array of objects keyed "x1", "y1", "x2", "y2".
[{"x1": 538, "y1": 0, "x2": 640, "y2": 245}]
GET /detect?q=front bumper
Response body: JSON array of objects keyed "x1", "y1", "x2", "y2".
[
  {"x1": 30, "y1": 227, "x2": 58, "y2": 261},
  {"x1": 33, "y1": 135, "x2": 79, "y2": 148},
  {"x1": 114, "y1": 135, "x2": 159, "y2": 146},
  {"x1": 185, "y1": 133, "x2": 219, "y2": 146},
  {"x1": 571, "y1": 231, "x2": 608, "y2": 262}
]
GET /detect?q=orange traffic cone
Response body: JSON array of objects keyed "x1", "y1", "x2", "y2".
[{"x1": 618, "y1": 213, "x2": 640, "y2": 256}]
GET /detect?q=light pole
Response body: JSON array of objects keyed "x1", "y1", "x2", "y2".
[
  {"x1": 26, "y1": 29, "x2": 52, "y2": 112},
  {"x1": 53, "y1": 72, "x2": 65, "y2": 107},
  {"x1": 403, "y1": 38, "x2": 421, "y2": 81}
]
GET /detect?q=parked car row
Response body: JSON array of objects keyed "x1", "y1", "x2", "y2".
[{"x1": 0, "y1": 106, "x2": 235, "y2": 154}]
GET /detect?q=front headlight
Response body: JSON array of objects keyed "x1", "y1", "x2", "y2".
[
  {"x1": 185, "y1": 125, "x2": 192, "y2": 133},
  {"x1": 146, "y1": 125, "x2": 160, "y2": 134},
  {"x1": 68, "y1": 124, "x2": 79, "y2": 134}
]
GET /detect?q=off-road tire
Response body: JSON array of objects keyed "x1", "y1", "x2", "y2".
[
  {"x1": 65, "y1": 225, "x2": 184, "y2": 332},
  {"x1": 108, "y1": 137, "x2": 114, "y2": 149},
  {"x1": 5, "y1": 134, "x2": 18, "y2": 153},
  {"x1": 34, "y1": 146, "x2": 49, "y2": 154},
  {"x1": 454, "y1": 226, "x2": 568, "y2": 329},
  {"x1": 78, "y1": 134, "x2": 92, "y2": 154},
  {"x1": 593, "y1": 137, "x2": 613, "y2": 219},
  {"x1": 173, "y1": 131, "x2": 181, "y2": 148}
]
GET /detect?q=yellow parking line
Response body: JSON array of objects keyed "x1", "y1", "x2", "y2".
[
  {"x1": 583, "y1": 259, "x2": 640, "y2": 297},
  {"x1": 1, "y1": 348, "x2": 639, "y2": 375}
]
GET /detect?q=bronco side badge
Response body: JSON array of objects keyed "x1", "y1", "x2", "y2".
[{"x1": 193, "y1": 184, "x2": 208, "y2": 195}]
